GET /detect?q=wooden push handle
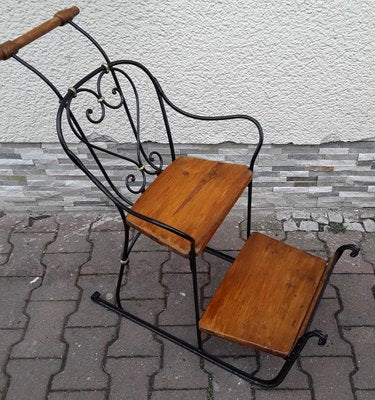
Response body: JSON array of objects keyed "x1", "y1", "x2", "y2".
[{"x1": 0, "y1": 6, "x2": 80, "y2": 61}]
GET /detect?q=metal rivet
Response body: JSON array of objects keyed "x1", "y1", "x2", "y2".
[
  {"x1": 138, "y1": 165, "x2": 145, "y2": 171},
  {"x1": 68, "y1": 87, "x2": 77, "y2": 97},
  {"x1": 102, "y1": 63, "x2": 110, "y2": 73},
  {"x1": 98, "y1": 96, "x2": 105, "y2": 103},
  {"x1": 120, "y1": 259, "x2": 129, "y2": 266}
]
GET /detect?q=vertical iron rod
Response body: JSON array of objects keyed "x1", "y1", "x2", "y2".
[{"x1": 189, "y1": 252, "x2": 203, "y2": 350}]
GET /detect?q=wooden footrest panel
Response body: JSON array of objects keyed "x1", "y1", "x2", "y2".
[{"x1": 199, "y1": 233, "x2": 327, "y2": 357}]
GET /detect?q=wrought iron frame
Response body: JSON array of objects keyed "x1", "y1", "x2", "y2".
[{"x1": 6, "y1": 18, "x2": 361, "y2": 388}]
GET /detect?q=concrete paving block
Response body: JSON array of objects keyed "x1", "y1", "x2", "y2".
[
  {"x1": 123, "y1": 252, "x2": 168, "y2": 299},
  {"x1": 80, "y1": 231, "x2": 124, "y2": 274},
  {"x1": 330, "y1": 275, "x2": 375, "y2": 326},
  {"x1": 0, "y1": 329, "x2": 23, "y2": 393},
  {"x1": 303, "y1": 298, "x2": 351, "y2": 356},
  {"x1": 107, "y1": 299, "x2": 163, "y2": 357},
  {"x1": 363, "y1": 219, "x2": 375, "y2": 233},
  {"x1": 1, "y1": 232, "x2": 54, "y2": 276},
  {"x1": 47, "y1": 214, "x2": 94, "y2": 253},
  {"x1": 6, "y1": 358, "x2": 61, "y2": 400},
  {"x1": 11, "y1": 300, "x2": 75, "y2": 358},
  {"x1": 328, "y1": 212, "x2": 343, "y2": 224},
  {"x1": 319, "y1": 231, "x2": 372, "y2": 274},
  {"x1": 0, "y1": 277, "x2": 39, "y2": 328},
  {"x1": 255, "y1": 390, "x2": 313, "y2": 400},
  {"x1": 106, "y1": 357, "x2": 159, "y2": 400},
  {"x1": 151, "y1": 390, "x2": 207, "y2": 400},
  {"x1": 257, "y1": 353, "x2": 309, "y2": 389},
  {"x1": 153, "y1": 326, "x2": 209, "y2": 389},
  {"x1": 163, "y1": 252, "x2": 209, "y2": 273},
  {"x1": 343, "y1": 327, "x2": 375, "y2": 389},
  {"x1": 204, "y1": 357, "x2": 256, "y2": 399},
  {"x1": 48, "y1": 391, "x2": 106, "y2": 400},
  {"x1": 67, "y1": 275, "x2": 118, "y2": 327},
  {"x1": 52, "y1": 327, "x2": 116, "y2": 391},
  {"x1": 301, "y1": 357, "x2": 355, "y2": 400},
  {"x1": 32, "y1": 252, "x2": 88, "y2": 301},
  {"x1": 160, "y1": 273, "x2": 208, "y2": 326}
]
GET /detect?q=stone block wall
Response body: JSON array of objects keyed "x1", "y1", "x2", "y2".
[{"x1": 0, "y1": 141, "x2": 374, "y2": 212}]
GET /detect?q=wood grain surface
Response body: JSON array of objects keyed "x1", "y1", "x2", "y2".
[
  {"x1": 199, "y1": 232, "x2": 327, "y2": 357},
  {"x1": 127, "y1": 156, "x2": 252, "y2": 256}
]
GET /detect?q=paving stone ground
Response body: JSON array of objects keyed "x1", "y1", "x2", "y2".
[{"x1": 0, "y1": 210, "x2": 374, "y2": 400}]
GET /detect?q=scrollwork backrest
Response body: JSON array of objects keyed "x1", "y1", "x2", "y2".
[{"x1": 56, "y1": 60, "x2": 175, "y2": 209}]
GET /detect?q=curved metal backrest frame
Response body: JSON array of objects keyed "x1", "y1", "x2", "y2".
[{"x1": 8, "y1": 18, "x2": 263, "y2": 254}]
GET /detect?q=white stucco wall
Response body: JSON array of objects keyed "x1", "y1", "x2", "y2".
[{"x1": 0, "y1": 0, "x2": 374, "y2": 144}]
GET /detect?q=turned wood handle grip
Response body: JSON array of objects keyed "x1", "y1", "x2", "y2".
[{"x1": 0, "y1": 6, "x2": 80, "y2": 61}]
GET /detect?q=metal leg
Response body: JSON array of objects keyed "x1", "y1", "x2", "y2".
[
  {"x1": 247, "y1": 181, "x2": 253, "y2": 238},
  {"x1": 189, "y1": 252, "x2": 203, "y2": 350},
  {"x1": 115, "y1": 208, "x2": 130, "y2": 310}
]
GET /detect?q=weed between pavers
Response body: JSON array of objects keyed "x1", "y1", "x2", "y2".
[{"x1": 327, "y1": 223, "x2": 348, "y2": 234}]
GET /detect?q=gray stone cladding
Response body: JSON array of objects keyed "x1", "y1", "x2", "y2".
[{"x1": 0, "y1": 140, "x2": 374, "y2": 212}]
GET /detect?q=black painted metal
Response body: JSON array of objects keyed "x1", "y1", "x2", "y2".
[
  {"x1": 91, "y1": 290, "x2": 327, "y2": 388},
  {"x1": 3, "y1": 15, "x2": 361, "y2": 389}
]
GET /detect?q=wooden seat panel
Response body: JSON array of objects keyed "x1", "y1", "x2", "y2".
[
  {"x1": 199, "y1": 233, "x2": 327, "y2": 357},
  {"x1": 127, "y1": 156, "x2": 252, "y2": 256}
]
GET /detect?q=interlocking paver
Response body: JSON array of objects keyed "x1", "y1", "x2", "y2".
[
  {"x1": 255, "y1": 390, "x2": 313, "y2": 399},
  {"x1": 159, "y1": 273, "x2": 208, "y2": 326},
  {"x1": 204, "y1": 357, "x2": 256, "y2": 399},
  {"x1": 203, "y1": 335, "x2": 255, "y2": 357},
  {"x1": 47, "y1": 214, "x2": 94, "y2": 253},
  {"x1": 356, "y1": 390, "x2": 375, "y2": 400},
  {"x1": 11, "y1": 300, "x2": 75, "y2": 358},
  {"x1": 301, "y1": 357, "x2": 355, "y2": 400},
  {"x1": 0, "y1": 329, "x2": 23, "y2": 393},
  {"x1": 0, "y1": 210, "x2": 373, "y2": 399},
  {"x1": 52, "y1": 327, "x2": 116, "y2": 391},
  {"x1": 131, "y1": 233, "x2": 168, "y2": 252},
  {"x1": 106, "y1": 357, "x2": 159, "y2": 400},
  {"x1": 67, "y1": 275, "x2": 118, "y2": 327},
  {"x1": 14, "y1": 215, "x2": 57, "y2": 233},
  {"x1": 319, "y1": 231, "x2": 372, "y2": 273},
  {"x1": 208, "y1": 213, "x2": 244, "y2": 250},
  {"x1": 153, "y1": 326, "x2": 209, "y2": 389},
  {"x1": 123, "y1": 252, "x2": 168, "y2": 299},
  {"x1": 304, "y1": 298, "x2": 352, "y2": 356},
  {"x1": 361, "y1": 233, "x2": 375, "y2": 262},
  {"x1": 31, "y1": 252, "x2": 88, "y2": 301},
  {"x1": 285, "y1": 231, "x2": 326, "y2": 253},
  {"x1": 343, "y1": 327, "x2": 375, "y2": 389},
  {"x1": 163, "y1": 252, "x2": 209, "y2": 273},
  {"x1": 6, "y1": 358, "x2": 61, "y2": 400},
  {"x1": 80, "y1": 231, "x2": 124, "y2": 274},
  {"x1": 108, "y1": 299, "x2": 163, "y2": 357},
  {"x1": 151, "y1": 389, "x2": 207, "y2": 399},
  {"x1": 91, "y1": 213, "x2": 123, "y2": 231},
  {"x1": 330, "y1": 275, "x2": 375, "y2": 326},
  {"x1": 202, "y1": 253, "x2": 233, "y2": 299},
  {"x1": 1, "y1": 232, "x2": 54, "y2": 276},
  {"x1": 48, "y1": 391, "x2": 106, "y2": 400},
  {"x1": 0, "y1": 277, "x2": 39, "y2": 328},
  {"x1": 0, "y1": 213, "x2": 24, "y2": 255}
]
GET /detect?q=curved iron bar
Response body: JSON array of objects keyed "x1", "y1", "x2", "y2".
[
  {"x1": 111, "y1": 67, "x2": 163, "y2": 174},
  {"x1": 331, "y1": 243, "x2": 360, "y2": 263},
  {"x1": 91, "y1": 289, "x2": 328, "y2": 388},
  {"x1": 65, "y1": 101, "x2": 143, "y2": 204},
  {"x1": 12, "y1": 55, "x2": 63, "y2": 100},
  {"x1": 69, "y1": 21, "x2": 166, "y2": 173},
  {"x1": 57, "y1": 98, "x2": 197, "y2": 255}
]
